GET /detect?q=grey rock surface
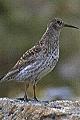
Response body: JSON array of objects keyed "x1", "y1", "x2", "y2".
[{"x1": 0, "y1": 98, "x2": 80, "y2": 120}]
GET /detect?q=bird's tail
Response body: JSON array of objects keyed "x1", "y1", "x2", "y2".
[
  {"x1": 0, "y1": 69, "x2": 19, "y2": 82},
  {"x1": 0, "y1": 75, "x2": 5, "y2": 82}
]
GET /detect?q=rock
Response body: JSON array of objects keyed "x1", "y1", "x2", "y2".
[{"x1": 0, "y1": 98, "x2": 80, "y2": 120}]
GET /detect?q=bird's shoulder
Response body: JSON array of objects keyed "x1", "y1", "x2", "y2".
[{"x1": 12, "y1": 41, "x2": 45, "y2": 71}]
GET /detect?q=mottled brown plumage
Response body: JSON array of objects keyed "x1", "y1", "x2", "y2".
[{"x1": 1, "y1": 18, "x2": 79, "y2": 101}]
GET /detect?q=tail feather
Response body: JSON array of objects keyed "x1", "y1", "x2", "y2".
[
  {"x1": 0, "y1": 75, "x2": 5, "y2": 81},
  {"x1": 0, "y1": 69, "x2": 19, "y2": 82}
]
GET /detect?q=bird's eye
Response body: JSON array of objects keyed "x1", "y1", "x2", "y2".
[{"x1": 57, "y1": 21, "x2": 62, "y2": 25}]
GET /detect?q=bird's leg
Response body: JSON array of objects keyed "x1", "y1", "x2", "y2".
[
  {"x1": 24, "y1": 82, "x2": 29, "y2": 101},
  {"x1": 33, "y1": 83, "x2": 38, "y2": 101}
]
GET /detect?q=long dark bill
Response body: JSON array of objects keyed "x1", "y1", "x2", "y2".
[{"x1": 64, "y1": 24, "x2": 79, "y2": 29}]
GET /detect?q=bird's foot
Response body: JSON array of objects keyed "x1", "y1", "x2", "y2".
[
  {"x1": 33, "y1": 97, "x2": 39, "y2": 102},
  {"x1": 24, "y1": 95, "x2": 29, "y2": 102}
]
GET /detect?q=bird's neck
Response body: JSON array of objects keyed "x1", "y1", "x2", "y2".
[{"x1": 41, "y1": 28, "x2": 60, "y2": 51}]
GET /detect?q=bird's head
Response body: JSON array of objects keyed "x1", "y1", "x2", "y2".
[{"x1": 47, "y1": 18, "x2": 79, "y2": 31}]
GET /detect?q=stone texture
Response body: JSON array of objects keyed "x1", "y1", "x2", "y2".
[{"x1": 0, "y1": 98, "x2": 80, "y2": 120}]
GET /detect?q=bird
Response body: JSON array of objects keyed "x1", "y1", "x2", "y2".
[{"x1": 0, "y1": 18, "x2": 79, "y2": 101}]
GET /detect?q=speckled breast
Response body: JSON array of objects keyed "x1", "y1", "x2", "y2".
[{"x1": 36, "y1": 48, "x2": 59, "y2": 81}]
